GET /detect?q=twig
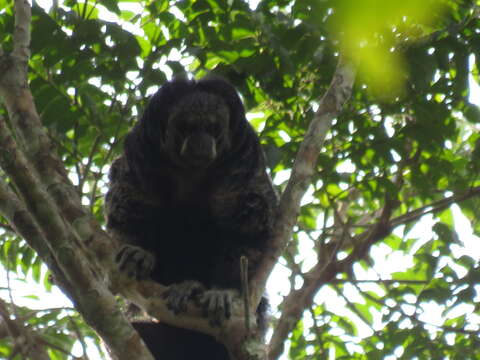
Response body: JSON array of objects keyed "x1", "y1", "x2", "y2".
[
  {"x1": 240, "y1": 256, "x2": 251, "y2": 335},
  {"x1": 332, "y1": 284, "x2": 375, "y2": 332},
  {"x1": 0, "y1": 298, "x2": 50, "y2": 360},
  {"x1": 78, "y1": 133, "x2": 102, "y2": 193},
  {"x1": 331, "y1": 279, "x2": 429, "y2": 285},
  {"x1": 36, "y1": 336, "x2": 79, "y2": 357},
  {"x1": 389, "y1": 186, "x2": 480, "y2": 228},
  {"x1": 67, "y1": 314, "x2": 91, "y2": 360},
  {"x1": 0, "y1": 222, "x2": 14, "y2": 233}
]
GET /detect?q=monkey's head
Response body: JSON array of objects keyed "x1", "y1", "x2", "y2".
[
  {"x1": 125, "y1": 76, "x2": 250, "y2": 174},
  {"x1": 165, "y1": 92, "x2": 231, "y2": 168}
]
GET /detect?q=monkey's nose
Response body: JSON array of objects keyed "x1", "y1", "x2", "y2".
[{"x1": 180, "y1": 133, "x2": 217, "y2": 167}]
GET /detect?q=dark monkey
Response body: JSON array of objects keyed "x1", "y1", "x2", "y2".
[{"x1": 105, "y1": 76, "x2": 277, "y2": 359}]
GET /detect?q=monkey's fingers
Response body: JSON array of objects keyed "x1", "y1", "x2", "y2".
[
  {"x1": 163, "y1": 280, "x2": 205, "y2": 314},
  {"x1": 198, "y1": 289, "x2": 234, "y2": 326},
  {"x1": 116, "y1": 244, "x2": 155, "y2": 280}
]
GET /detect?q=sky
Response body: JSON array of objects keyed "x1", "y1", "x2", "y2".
[{"x1": 1, "y1": 1, "x2": 480, "y2": 359}]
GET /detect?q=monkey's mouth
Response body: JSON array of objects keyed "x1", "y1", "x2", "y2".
[{"x1": 180, "y1": 133, "x2": 217, "y2": 168}]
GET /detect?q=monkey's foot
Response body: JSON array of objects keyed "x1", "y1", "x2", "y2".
[
  {"x1": 163, "y1": 280, "x2": 205, "y2": 314},
  {"x1": 196, "y1": 289, "x2": 237, "y2": 326},
  {"x1": 115, "y1": 244, "x2": 155, "y2": 280}
]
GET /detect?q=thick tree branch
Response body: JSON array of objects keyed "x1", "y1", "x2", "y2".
[
  {"x1": 0, "y1": 3, "x2": 266, "y2": 358},
  {"x1": 120, "y1": 280, "x2": 265, "y2": 360},
  {"x1": 0, "y1": 118, "x2": 90, "y2": 284},
  {"x1": 12, "y1": 0, "x2": 31, "y2": 62},
  {"x1": 0, "y1": 117, "x2": 154, "y2": 360},
  {"x1": 0, "y1": 1, "x2": 111, "y2": 268},
  {"x1": 0, "y1": 3, "x2": 160, "y2": 358},
  {"x1": 0, "y1": 176, "x2": 59, "y2": 275},
  {"x1": 251, "y1": 56, "x2": 356, "y2": 305}
]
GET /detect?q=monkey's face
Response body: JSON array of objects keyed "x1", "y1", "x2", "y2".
[{"x1": 165, "y1": 92, "x2": 231, "y2": 168}]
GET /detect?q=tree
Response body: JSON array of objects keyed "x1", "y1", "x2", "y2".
[{"x1": 0, "y1": 0, "x2": 479, "y2": 359}]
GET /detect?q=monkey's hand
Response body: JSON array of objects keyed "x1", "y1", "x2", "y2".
[
  {"x1": 115, "y1": 244, "x2": 155, "y2": 280},
  {"x1": 196, "y1": 289, "x2": 237, "y2": 326},
  {"x1": 163, "y1": 280, "x2": 205, "y2": 314}
]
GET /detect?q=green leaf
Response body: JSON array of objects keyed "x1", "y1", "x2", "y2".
[
  {"x1": 100, "y1": 0, "x2": 121, "y2": 14},
  {"x1": 464, "y1": 103, "x2": 480, "y2": 123}
]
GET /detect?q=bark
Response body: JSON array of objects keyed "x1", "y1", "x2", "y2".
[
  {"x1": 251, "y1": 56, "x2": 357, "y2": 306},
  {"x1": 0, "y1": 2, "x2": 153, "y2": 359}
]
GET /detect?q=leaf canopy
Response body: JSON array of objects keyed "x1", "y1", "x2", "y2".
[{"x1": 0, "y1": 0, "x2": 479, "y2": 358}]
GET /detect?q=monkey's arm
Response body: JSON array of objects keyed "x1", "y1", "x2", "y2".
[
  {"x1": 105, "y1": 157, "x2": 158, "y2": 279},
  {"x1": 210, "y1": 123, "x2": 277, "y2": 238},
  {"x1": 211, "y1": 163, "x2": 277, "y2": 238},
  {"x1": 206, "y1": 155, "x2": 276, "y2": 324},
  {"x1": 105, "y1": 157, "x2": 207, "y2": 309}
]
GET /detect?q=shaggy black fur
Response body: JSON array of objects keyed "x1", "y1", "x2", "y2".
[{"x1": 105, "y1": 77, "x2": 276, "y2": 359}]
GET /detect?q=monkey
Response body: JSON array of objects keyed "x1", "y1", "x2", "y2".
[{"x1": 105, "y1": 76, "x2": 277, "y2": 359}]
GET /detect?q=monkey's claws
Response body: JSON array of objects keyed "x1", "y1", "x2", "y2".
[
  {"x1": 115, "y1": 244, "x2": 155, "y2": 280},
  {"x1": 196, "y1": 289, "x2": 236, "y2": 327},
  {"x1": 163, "y1": 280, "x2": 205, "y2": 314}
]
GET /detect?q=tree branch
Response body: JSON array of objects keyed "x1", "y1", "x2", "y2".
[
  {"x1": 12, "y1": 0, "x2": 31, "y2": 62},
  {"x1": 0, "y1": 298, "x2": 49, "y2": 360},
  {"x1": 251, "y1": 55, "x2": 357, "y2": 306},
  {"x1": 0, "y1": 176, "x2": 55, "y2": 270},
  {"x1": 119, "y1": 279, "x2": 265, "y2": 360},
  {"x1": 267, "y1": 186, "x2": 480, "y2": 359},
  {"x1": 0, "y1": 2, "x2": 265, "y2": 358},
  {"x1": 0, "y1": 1, "x2": 111, "y2": 268},
  {"x1": 0, "y1": 221, "x2": 15, "y2": 233},
  {"x1": 0, "y1": 3, "x2": 161, "y2": 357},
  {"x1": 389, "y1": 186, "x2": 480, "y2": 228},
  {"x1": 0, "y1": 117, "x2": 153, "y2": 360}
]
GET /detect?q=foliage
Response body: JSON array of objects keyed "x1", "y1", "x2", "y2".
[{"x1": 0, "y1": 0, "x2": 479, "y2": 358}]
